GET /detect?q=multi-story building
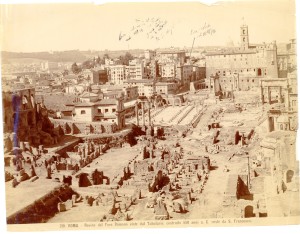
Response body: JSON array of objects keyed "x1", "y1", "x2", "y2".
[
  {"x1": 149, "y1": 60, "x2": 159, "y2": 78},
  {"x1": 192, "y1": 65, "x2": 206, "y2": 82},
  {"x1": 206, "y1": 24, "x2": 279, "y2": 92},
  {"x1": 100, "y1": 85, "x2": 139, "y2": 101},
  {"x1": 128, "y1": 59, "x2": 145, "y2": 80},
  {"x1": 125, "y1": 79, "x2": 156, "y2": 97},
  {"x1": 277, "y1": 39, "x2": 297, "y2": 78},
  {"x1": 161, "y1": 63, "x2": 176, "y2": 79},
  {"x1": 108, "y1": 65, "x2": 127, "y2": 85},
  {"x1": 73, "y1": 96, "x2": 126, "y2": 129},
  {"x1": 156, "y1": 48, "x2": 186, "y2": 65},
  {"x1": 91, "y1": 68, "x2": 108, "y2": 84},
  {"x1": 144, "y1": 50, "x2": 156, "y2": 60},
  {"x1": 155, "y1": 82, "x2": 178, "y2": 95},
  {"x1": 176, "y1": 64, "x2": 194, "y2": 86}
]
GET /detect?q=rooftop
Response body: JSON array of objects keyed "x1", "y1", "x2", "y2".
[
  {"x1": 125, "y1": 79, "x2": 154, "y2": 83},
  {"x1": 206, "y1": 48, "x2": 257, "y2": 56},
  {"x1": 74, "y1": 102, "x2": 95, "y2": 107},
  {"x1": 80, "y1": 92, "x2": 99, "y2": 98},
  {"x1": 97, "y1": 99, "x2": 117, "y2": 105}
]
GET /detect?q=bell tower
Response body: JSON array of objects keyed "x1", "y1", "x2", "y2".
[{"x1": 240, "y1": 24, "x2": 249, "y2": 50}]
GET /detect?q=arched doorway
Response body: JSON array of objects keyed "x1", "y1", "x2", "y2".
[
  {"x1": 258, "y1": 68, "x2": 262, "y2": 76},
  {"x1": 174, "y1": 97, "x2": 182, "y2": 106},
  {"x1": 162, "y1": 99, "x2": 167, "y2": 106},
  {"x1": 268, "y1": 117, "x2": 275, "y2": 132}
]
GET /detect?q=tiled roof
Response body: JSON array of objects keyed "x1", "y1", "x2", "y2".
[
  {"x1": 74, "y1": 102, "x2": 95, "y2": 107},
  {"x1": 97, "y1": 99, "x2": 117, "y2": 105}
]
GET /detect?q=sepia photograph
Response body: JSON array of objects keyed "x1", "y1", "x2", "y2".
[{"x1": 0, "y1": 0, "x2": 299, "y2": 232}]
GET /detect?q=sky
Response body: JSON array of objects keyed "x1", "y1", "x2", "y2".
[{"x1": 0, "y1": 0, "x2": 297, "y2": 52}]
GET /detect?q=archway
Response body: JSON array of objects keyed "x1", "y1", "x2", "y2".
[
  {"x1": 258, "y1": 68, "x2": 262, "y2": 76},
  {"x1": 162, "y1": 99, "x2": 167, "y2": 106},
  {"x1": 268, "y1": 117, "x2": 275, "y2": 132},
  {"x1": 280, "y1": 124, "x2": 283, "y2": 130},
  {"x1": 174, "y1": 97, "x2": 182, "y2": 106}
]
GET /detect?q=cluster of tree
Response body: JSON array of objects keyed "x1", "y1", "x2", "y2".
[
  {"x1": 118, "y1": 52, "x2": 134, "y2": 66},
  {"x1": 71, "y1": 62, "x2": 82, "y2": 74},
  {"x1": 70, "y1": 52, "x2": 134, "y2": 75},
  {"x1": 70, "y1": 53, "x2": 110, "y2": 74}
]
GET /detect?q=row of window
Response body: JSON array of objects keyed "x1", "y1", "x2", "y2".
[
  {"x1": 207, "y1": 53, "x2": 266, "y2": 59},
  {"x1": 220, "y1": 79, "x2": 256, "y2": 83},
  {"x1": 80, "y1": 108, "x2": 116, "y2": 115},
  {"x1": 216, "y1": 68, "x2": 264, "y2": 76}
]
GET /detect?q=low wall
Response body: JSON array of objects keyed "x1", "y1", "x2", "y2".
[
  {"x1": 191, "y1": 106, "x2": 207, "y2": 128},
  {"x1": 54, "y1": 139, "x2": 81, "y2": 157},
  {"x1": 50, "y1": 118, "x2": 117, "y2": 135},
  {"x1": 7, "y1": 185, "x2": 76, "y2": 224}
]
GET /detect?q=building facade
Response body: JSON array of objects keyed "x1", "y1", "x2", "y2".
[
  {"x1": 108, "y1": 65, "x2": 127, "y2": 85},
  {"x1": 206, "y1": 24, "x2": 279, "y2": 92},
  {"x1": 128, "y1": 59, "x2": 145, "y2": 80},
  {"x1": 73, "y1": 96, "x2": 126, "y2": 130},
  {"x1": 125, "y1": 79, "x2": 156, "y2": 97}
]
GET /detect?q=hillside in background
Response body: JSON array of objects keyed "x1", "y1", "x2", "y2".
[
  {"x1": 1, "y1": 50, "x2": 88, "y2": 64},
  {"x1": 1, "y1": 49, "x2": 145, "y2": 64}
]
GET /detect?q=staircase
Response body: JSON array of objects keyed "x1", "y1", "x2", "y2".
[
  {"x1": 177, "y1": 106, "x2": 195, "y2": 124},
  {"x1": 168, "y1": 105, "x2": 189, "y2": 123}
]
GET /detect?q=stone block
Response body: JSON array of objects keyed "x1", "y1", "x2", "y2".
[
  {"x1": 17, "y1": 172, "x2": 29, "y2": 182},
  {"x1": 65, "y1": 199, "x2": 73, "y2": 210},
  {"x1": 12, "y1": 178, "x2": 19, "y2": 188},
  {"x1": 57, "y1": 202, "x2": 66, "y2": 212},
  {"x1": 30, "y1": 176, "x2": 39, "y2": 182}
]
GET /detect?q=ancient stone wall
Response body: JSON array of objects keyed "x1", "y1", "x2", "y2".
[
  {"x1": 6, "y1": 185, "x2": 76, "y2": 224},
  {"x1": 50, "y1": 119, "x2": 117, "y2": 135},
  {"x1": 54, "y1": 139, "x2": 81, "y2": 158},
  {"x1": 2, "y1": 88, "x2": 63, "y2": 149}
]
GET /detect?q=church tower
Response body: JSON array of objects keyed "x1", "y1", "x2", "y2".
[{"x1": 240, "y1": 24, "x2": 249, "y2": 50}]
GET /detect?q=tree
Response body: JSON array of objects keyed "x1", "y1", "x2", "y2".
[
  {"x1": 119, "y1": 52, "x2": 134, "y2": 65},
  {"x1": 82, "y1": 60, "x2": 95, "y2": 69},
  {"x1": 124, "y1": 52, "x2": 134, "y2": 61},
  {"x1": 96, "y1": 55, "x2": 101, "y2": 64},
  {"x1": 103, "y1": 53, "x2": 110, "y2": 60},
  {"x1": 62, "y1": 69, "x2": 69, "y2": 76},
  {"x1": 71, "y1": 62, "x2": 81, "y2": 74}
]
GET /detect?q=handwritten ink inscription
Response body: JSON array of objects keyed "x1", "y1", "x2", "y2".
[
  {"x1": 119, "y1": 17, "x2": 173, "y2": 41},
  {"x1": 190, "y1": 22, "x2": 216, "y2": 38},
  {"x1": 119, "y1": 19, "x2": 216, "y2": 42}
]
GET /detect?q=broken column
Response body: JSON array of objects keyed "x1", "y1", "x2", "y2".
[
  {"x1": 148, "y1": 103, "x2": 151, "y2": 126},
  {"x1": 267, "y1": 86, "x2": 271, "y2": 104},
  {"x1": 135, "y1": 103, "x2": 139, "y2": 126}
]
